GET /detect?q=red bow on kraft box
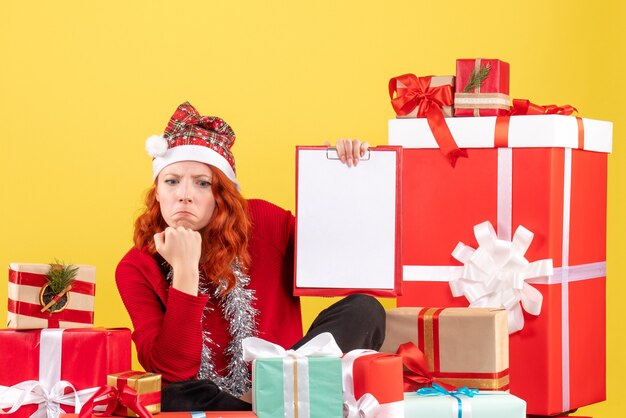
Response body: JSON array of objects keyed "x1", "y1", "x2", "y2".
[
  {"x1": 396, "y1": 341, "x2": 455, "y2": 392},
  {"x1": 79, "y1": 372, "x2": 161, "y2": 418},
  {"x1": 389, "y1": 74, "x2": 467, "y2": 167}
]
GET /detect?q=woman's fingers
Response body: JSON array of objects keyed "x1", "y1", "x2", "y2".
[
  {"x1": 328, "y1": 139, "x2": 370, "y2": 167},
  {"x1": 335, "y1": 139, "x2": 346, "y2": 164},
  {"x1": 153, "y1": 231, "x2": 165, "y2": 253}
]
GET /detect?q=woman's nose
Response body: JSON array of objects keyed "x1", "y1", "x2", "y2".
[{"x1": 177, "y1": 181, "x2": 192, "y2": 202}]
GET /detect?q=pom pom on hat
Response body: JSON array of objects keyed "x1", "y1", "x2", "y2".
[{"x1": 146, "y1": 134, "x2": 169, "y2": 157}]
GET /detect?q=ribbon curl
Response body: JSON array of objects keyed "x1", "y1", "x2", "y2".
[
  {"x1": 495, "y1": 99, "x2": 583, "y2": 149},
  {"x1": 0, "y1": 381, "x2": 96, "y2": 418},
  {"x1": 510, "y1": 99, "x2": 577, "y2": 116},
  {"x1": 395, "y1": 342, "x2": 455, "y2": 392},
  {"x1": 450, "y1": 221, "x2": 553, "y2": 334},
  {"x1": 343, "y1": 392, "x2": 379, "y2": 418},
  {"x1": 389, "y1": 74, "x2": 467, "y2": 166}
]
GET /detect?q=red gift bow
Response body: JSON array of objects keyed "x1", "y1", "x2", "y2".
[
  {"x1": 495, "y1": 99, "x2": 584, "y2": 149},
  {"x1": 395, "y1": 341, "x2": 455, "y2": 392},
  {"x1": 510, "y1": 99, "x2": 577, "y2": 116},
  {"x1": 389, "y1": 74, "x2": 468, "y2": 167},
  {"x1": 78, "y1": 385, "x2": 156, "y2": 418}
]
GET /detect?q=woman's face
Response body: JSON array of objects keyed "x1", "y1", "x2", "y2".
[{"x1": 156, "y1": 161, "x2": 216, "y2": 230}]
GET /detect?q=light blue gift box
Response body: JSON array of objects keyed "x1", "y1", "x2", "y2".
[
  {"x1": 404, "y1": 385, "x2": 526, "y2": 418},
  {"x1": 251, "y1": 356, "x2": 343, "y2": 418}
]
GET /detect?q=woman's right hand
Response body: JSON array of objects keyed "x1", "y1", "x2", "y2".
[{"x1": 154, "y1": 226, "x2": 202, "y2": 295}]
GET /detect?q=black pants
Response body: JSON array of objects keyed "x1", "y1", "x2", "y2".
[{"x1": 162, "y1": 294, "x2": 386, "y2": 411}]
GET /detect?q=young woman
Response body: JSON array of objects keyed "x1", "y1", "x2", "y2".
[{"x1": 116, "y1": 102, "x2": 385, "y2": 411}]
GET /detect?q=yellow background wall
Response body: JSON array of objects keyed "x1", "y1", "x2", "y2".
[{"x1": 0, "y1": 1, "x2": 623, "y2": 416}]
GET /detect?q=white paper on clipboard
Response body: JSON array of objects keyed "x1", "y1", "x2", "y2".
[{"x1": 295, "y1": 146, "x2": 400, "y2": 291}]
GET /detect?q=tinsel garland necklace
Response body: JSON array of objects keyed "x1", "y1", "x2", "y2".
[{"x1": 166, "y1": 261, "x2": 258, "y2": 397}]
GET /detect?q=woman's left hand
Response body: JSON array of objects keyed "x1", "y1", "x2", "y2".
[{"x1": 326, "y1": 139, "x2": 369, "y2": 167}]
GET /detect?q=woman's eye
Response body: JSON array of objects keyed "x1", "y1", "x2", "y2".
[
  {"x1": 164, "y1": 179, "x2": 178, "y2": 185},
  {"x1": 198, "y1": 180, "x2": 212, "y2": 188}
]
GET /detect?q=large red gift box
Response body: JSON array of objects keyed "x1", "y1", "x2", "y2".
[
  {"x1": 342, "y1": 350, "x2": 404, "y2": 417},
  {"x1": 0, "y1": 328, "x2": 131, "y2": 418},
  {"x1": 388, "y1": 115, "x2": 611, "y2": 416}
]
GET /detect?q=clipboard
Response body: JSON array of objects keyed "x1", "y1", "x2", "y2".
[{"x1": 294, "y1": 145, "x2": 402, "y2": 297}]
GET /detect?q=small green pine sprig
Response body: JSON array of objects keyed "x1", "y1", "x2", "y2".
[
  {"x1": 45, "y1": 261, "x2": 78, "y2": 295},
  {"x1": 463, "y1": 63, "x2": 491, "y2": 93}
]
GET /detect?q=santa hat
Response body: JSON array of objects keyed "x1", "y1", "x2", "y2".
[{"x1": 146, "y1": 101, "x2": 239, "y2": 189}]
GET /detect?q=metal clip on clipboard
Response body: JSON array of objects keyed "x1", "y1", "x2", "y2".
[{"x1": 325, "y1": 146, "x2": 371, "y2": 161}]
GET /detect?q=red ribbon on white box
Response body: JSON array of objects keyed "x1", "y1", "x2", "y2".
[
  {"x1": 0, "y1": 329, "x2": 99, "y2": 418},
  {"x1": 401, "y1": 147, "x2": 606, "y2": 412}
]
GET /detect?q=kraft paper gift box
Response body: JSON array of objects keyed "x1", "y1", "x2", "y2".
[
  {"x1": 107, "y1": 372, "x2": 161, "y2": 417},
  {"x1": 342, "y1": 350, "x2": 404, "y2": 417},
  {"x1": 404, "y1": 385, "x2": 526, "y2": 418},
  {"x1": 8, "y1": 263, "x2": 96, "y2": 329},
  {"x1": 390, "y1": 75, "x2": 455, "y2": 118},
  {"x1": 380, "y1": 307, "x2": 509, "y2": 391},
  {"x1": 0, "y1": 328, "x2": 131, "y2": 418},
  {"x1": 242, "y1": 333, "x2": 343, "y2": 418},
  {"x1": 454, "y1": 58, "x2": 510, "y2": 116},
  {"x1": 388, "y1": 114, "x2": 611, "y2": 415}
]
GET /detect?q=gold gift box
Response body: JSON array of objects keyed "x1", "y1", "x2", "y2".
[
  {"x1": 107, "y1": 371, "x2": 161, "y2": 416},
  {"x1": 381, "y1": 307, "x2": 509, "y2": 390}
]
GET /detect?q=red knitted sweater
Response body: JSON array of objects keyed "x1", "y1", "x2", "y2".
[{"x1": 116, "y1": 199, "x2": 303, "y2": 384}]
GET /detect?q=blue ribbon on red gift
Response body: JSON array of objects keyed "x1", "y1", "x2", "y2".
[{"x1": 417, "y1": 383, "x2": 479, "y2": 418}]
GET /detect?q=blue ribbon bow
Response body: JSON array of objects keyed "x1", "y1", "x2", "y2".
[{"x1": 417, "y1": 383, "x2": 480, "y2": 418}]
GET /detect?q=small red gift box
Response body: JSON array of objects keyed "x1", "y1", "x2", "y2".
[
  {"x1": 8, "y1": 263, "x2": 96, "y2": 329},
  {"x1": 0, "y1": 328, "x2": 131, "y2": 418},
  {"x1": 342, "y1": 350, "x2": 404, "y2": 417},
  {"x1": 388, "y1": 114, "x2": 611, "y2": 415},
  {"x1": 454, "y1": 58, "x2": 510, "y2": 116}
]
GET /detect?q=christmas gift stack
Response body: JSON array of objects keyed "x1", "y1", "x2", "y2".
[
  {"x1": 387, "y1": 58, "x2": 611, "y2": 416},
  {"x1": 0, "y1": 262, "x2": 134, "y2": 418}
]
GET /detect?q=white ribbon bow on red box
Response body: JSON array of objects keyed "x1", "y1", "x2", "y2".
[{"x1": 450, "y1": 221, "x2": 553, "y2": 333}]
